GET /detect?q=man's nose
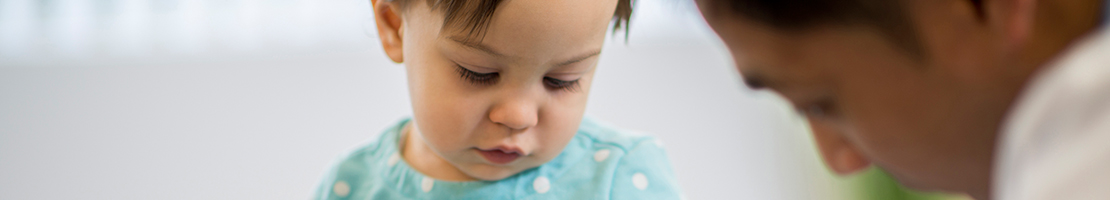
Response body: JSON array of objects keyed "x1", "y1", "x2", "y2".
[{"x1": 808, "y1": 119, "x2": 871, "y2": 175}]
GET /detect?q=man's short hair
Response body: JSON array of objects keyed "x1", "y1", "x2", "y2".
[{"x1": 701, "y1": 0, "x2": 981, "y2": 59}]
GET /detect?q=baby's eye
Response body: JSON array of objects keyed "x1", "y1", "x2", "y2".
[
  {"x1": 455, "y1": 65, "x2": 498, "y2": 86},
  {"x1": 543, "y1": 77, "x2": 580, "y2": 92}
]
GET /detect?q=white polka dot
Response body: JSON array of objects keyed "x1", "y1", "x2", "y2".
[
  {"x1": 533, "y1": 176, "x2": 551, "y2": 194},
  {"x1": 388, "y1": 153, "x2": 401, "y2": 166},
  {"x1": 421, "y1": 177, "x2": 434, "y2": 192},
  {"x1": 333, "y1": 181, "x2": 350, "y2": 197},
  {"x1": 594, "y1": 149, "x2": 611, "y2": 162},
  {"x1": 632, "y1": 173, "x2": 649, "y2": 190},
  {"x1": 654, "y1": 139, "x2": 664, "y2": 147}
]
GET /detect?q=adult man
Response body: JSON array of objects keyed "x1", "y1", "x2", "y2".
[{"x1": 694, "y1": 0, "x2": 1108, "y2": 199}]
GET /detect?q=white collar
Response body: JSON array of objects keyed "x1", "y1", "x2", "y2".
[{"x1": 994, "y1": 19, "x2": 1110, "y2": 200}]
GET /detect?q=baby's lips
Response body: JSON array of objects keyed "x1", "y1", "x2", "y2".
[
  {"x1": 478, "y1": 145, "x2": 525, "y2": 155},
  {"x1": 477, "y1": 147, "x2": 523, "y2": 165}
]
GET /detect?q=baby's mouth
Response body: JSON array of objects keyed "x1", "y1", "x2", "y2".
[{"x1": 476, "y1": 147, "x2": 522, "y2": 165}]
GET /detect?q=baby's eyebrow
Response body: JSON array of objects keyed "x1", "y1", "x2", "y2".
[
  {"x1": 449, "y1": 36, "x2": 505, "y2": 57},
  {"x1": 448, "y1": 35, "x2": 599, "y2": 67},
  {"x1": 555, "y1": 50, "x2": 602, "y2": 67}
]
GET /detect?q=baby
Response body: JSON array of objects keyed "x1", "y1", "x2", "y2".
[{"x1": 314, "y1": 0, "x2": 682, "y2": 199}]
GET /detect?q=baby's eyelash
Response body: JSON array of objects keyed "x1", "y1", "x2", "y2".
[
  {"x1": 455, "y1": 64, "x2": 580, "y2": 92},
  {"x1": 455, "y1": 65, "x2": 498, "y2": 86},
  {"x1": 543, "y1": 77, "x2": 581, "y2": 92}
]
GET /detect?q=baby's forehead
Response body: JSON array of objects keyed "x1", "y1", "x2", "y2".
[
  {"x1": 415, "y1": 0, "x2": 622, "y2": 46},
  {"x1": 451, "y1": 3, "x2": 613, "y2": 58},
  {"x1": 433, "y1": 0, "x2": 623, "y2": 28}
]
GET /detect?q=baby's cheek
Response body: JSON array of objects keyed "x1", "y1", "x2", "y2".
[
  {"x1": 426, "y1": 104, "x2": 480, "y2": 141},
  {"x1": 539, "y1": 90, "x2": 588, "y2": 140},
  {"x1": 535, "y1": 113, "x2": 582, "y2": 156},
  {"x1": 414, "y1": 93, "x2": 485, "y2": 150}
]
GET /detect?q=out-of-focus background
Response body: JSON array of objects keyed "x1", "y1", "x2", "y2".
[{"x1": 0, "y1": 0, "x2": 968, "y2": 199}]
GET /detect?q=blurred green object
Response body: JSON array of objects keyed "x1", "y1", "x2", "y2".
[{"x1": 849, "y1": 168, "x2": 972, "y2": 200}]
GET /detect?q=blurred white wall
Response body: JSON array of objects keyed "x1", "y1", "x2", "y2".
[{"x1": 0, "y1": 0, "x2": 852, "y2": 199}]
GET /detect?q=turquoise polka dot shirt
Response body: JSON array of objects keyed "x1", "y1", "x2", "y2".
[{"x1": 313, "y1": 117, "x2": 684, "y2": 200}]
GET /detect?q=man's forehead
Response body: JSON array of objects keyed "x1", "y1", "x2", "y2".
[{"x1": 692, "y1": 0, "x2": 734, "y2": 20}]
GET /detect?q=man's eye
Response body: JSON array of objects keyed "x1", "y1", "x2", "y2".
[
  {"x1": 543, "y1": 77, "x2": 580, "y2": 92},
  {"x1": 799, "y1": 99, "x2": 839, "y2": 120},
  {"x1": 455, "y1": 65, "x2": 498, "y2": 85},
  {"x1": 803, "y1": 104, "x2": 827, "y2": 118}
]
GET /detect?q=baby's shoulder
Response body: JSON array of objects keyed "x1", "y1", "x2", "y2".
[
  {"x1": 331, "y1": 137, "x2": 391, "y2": 178},
  {"x1": 313, "y1": 120, "x2": 407, "y2": 200},
  {"x1": 543, "y1": 117, "x2": 683, "y2": 199},
  {"x1": 575, "y1": 117, "x2": 665, "y2": 152}
]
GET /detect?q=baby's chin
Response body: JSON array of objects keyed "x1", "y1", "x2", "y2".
[{"x1": 459, "y1": 163, "x2": 536, "y2": 181}]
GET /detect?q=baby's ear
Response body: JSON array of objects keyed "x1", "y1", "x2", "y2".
[{"x1": 372, "y1": 0, "x2": 404, "y2": 63}]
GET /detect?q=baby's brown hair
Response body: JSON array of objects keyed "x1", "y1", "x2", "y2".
[{"x1": 385, "y1": 0, "x2": 634, "y2": 40}]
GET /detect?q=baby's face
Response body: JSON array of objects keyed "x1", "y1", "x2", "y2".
[{"x1": 399, "y1": 0, "x2": 618, "y2": 180}]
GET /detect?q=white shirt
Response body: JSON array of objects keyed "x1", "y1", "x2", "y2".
[{"x1": 994, "y1": 18, "x2": 1110, "y2": 200}]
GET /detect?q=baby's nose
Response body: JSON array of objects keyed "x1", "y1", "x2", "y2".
[{"x1": 488, "y1": 100, "x2": 538, "y2": 130}]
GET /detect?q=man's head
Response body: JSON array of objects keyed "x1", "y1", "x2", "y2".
[{"x1": 696, "y1": 0, "x2": 1105, "y2": 198}]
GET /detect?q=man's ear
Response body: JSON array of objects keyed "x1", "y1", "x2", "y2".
[
  {"x1": 983, "y1": 0, "x2": 1037, "y2": 50},
  {"x1": 372, "y1": 0, "x2": 405, "y2": 63},
  {"x1": 808, "y1": 121, "x2": 871, "y2": 175}
]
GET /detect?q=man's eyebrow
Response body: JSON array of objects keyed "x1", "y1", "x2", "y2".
[
  {"x1": 555, "y1": 50, "x2": 602, "y2": 67},
  {"x1": 449, "y1": 36, "x2": 504, "y2": 57},
  {"x1": 741, "y1": 70, "x2": 771, "y2": 90}
]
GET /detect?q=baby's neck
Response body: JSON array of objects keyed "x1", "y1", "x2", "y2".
[{"x1": 400, "y1": 122, "x2": 477, "y2": 181}]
